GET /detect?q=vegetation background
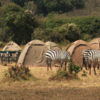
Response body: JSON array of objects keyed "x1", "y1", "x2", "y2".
[
  {"x1": 0, "y1": 1, "x2": 100, "y2": 99},
  {"x1": 0, "y1": 0, "x2": 100, "y2": 45}
]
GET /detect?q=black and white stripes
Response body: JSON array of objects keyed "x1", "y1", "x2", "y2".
[
  {"x1": 82, "y1": 49, "x2": 100, "y2": 74},
  {"x1": 45, "y1": 50, "x2": 70, "y2": 70}
]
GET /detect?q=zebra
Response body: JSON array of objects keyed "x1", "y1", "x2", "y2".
[
  {"x1": 82, "y1": 49, "x2": 100, "y2": 75},
  {"x1": 45, "y1": 50, "x2": 70, "y2": 71}
]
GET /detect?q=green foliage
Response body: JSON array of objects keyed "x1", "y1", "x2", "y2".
[
  {"x1": 32, "y1": 0, "x2": 85, "y2": 15},
  {"x1": 69, "y1": 62, "x2": 82, "y2": 74},
  {"x1": 0, "y1": 1, "x2": 99, "y2": 45},
  {"x1": 24, "y1": 1, "x2": 37, "y2": 15},
  {"x1": 32, "y1": 22, "x2": 80, "y2": 43},
  {"x1": 0, "y1": 41, "x2": 5, "y2": 47},
  {"x1": 82, "y1": 34, "x2": 92, "y2": 41},
  {"x1": 12, "y1": 0, "x2": 30, "y2": 7},
  {"x1": 4, "y1": 65, "x2": 37, "y2": 81},
  {"x1": 49, "y1": 70, "x2": 69, "y2": 81},
  {"x1": 71, "y1": 0, "x2": 85, "y2": 9},
  {"x1": 59, "y1": 23, "x2": 80, "y2": 41},
  {"x1": 0, "y1": 3, "x2": 37, "y2": 44},
  {"x1": 44, "y1": 15, "x2": 100, "y2": 42},
  {"x1": 49, "y1": 70, "x2": 78, "y2": 81},
  {"x1": 0, "y1": 3, "x2": 22, "y2": 16},
  {"x1": 81, "y1": 70, "x2": 87, "y2": 77},
  {"x1": 56, "y1": 70, "x2": 69, "y2": 79}
]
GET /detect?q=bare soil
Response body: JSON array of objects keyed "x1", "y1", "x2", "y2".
[{"x1": 0, "y1": 87, "x2": 100, "y2": 100}]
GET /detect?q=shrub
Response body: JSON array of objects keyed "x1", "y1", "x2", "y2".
[
  {"x1": 62, "y1": 23, "x2": 80, "y2": 41},
  {"x1": 81, "y1": 70, "x2": 87, "y2": 77},
  {"x1": 0, "y1": 41, "x2": 5, "y2": 47},
  {"x1": 49, "y1": 70, "x2": 69, "y2": 81},
  {"x1": 69, "y1": 62, "x2": 82, "y2": 74},
  {"x1": 0, "y1": 3, "x2": 37, "y2": 44},
  {"x1": 4, "y1": 65, "x2": 37, "y2": 81},
  {"x1": 31, "y1": 0, "x2": 85, "y2": 15},
  {"x1": 49, "y1": 70, "x2": 78, "y2": 81},
  {"x1": 45, "y1": 15, "x2": 100, "y2": 42}
]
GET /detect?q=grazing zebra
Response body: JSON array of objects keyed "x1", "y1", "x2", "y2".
[
  {"x1": 82, "y1": 49, "x2": 100, "y2": 75},
  {"x1": 45, "y1": 50, "x2": 70, "y2": 71}
]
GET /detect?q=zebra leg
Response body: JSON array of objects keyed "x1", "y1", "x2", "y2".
[
  {"x1": 97, "y1": 64, "x2": 99, "y2": 70},
  {"x1": 50, "y1": 60, "x2": 52, "y2": 70},
  {"x1": 82, "y1": 57, "x2": 87, "y2": 70},
  {"x1": 64, "y1": 61, "x2": 67, "y2": 71},
  {"x1": 46, "y1": 59, "x2": 50, "y2": 71},
  {"x1": 59, "y1": 61, "x2": 63, "y2": 71},
  {"x1": 97, "y1": 62, "x2": 100, "y2": 70},
  {"x1": 85, "y1": 63, "x2": 88, "y2": 70},
  {"x1": 88, "y1": 61, "x2": 91, "y2": 75},
  {"x1": 93, "y1": 63, "x2": 96, "y2": 75},
  {"x1": 61, "y1": 61, "x2": 64, "y2": 70}
]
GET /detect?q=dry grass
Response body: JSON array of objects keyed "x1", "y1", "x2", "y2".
[
  {"x1": 0, "y1": 65, "x2": 100, "y2": 99},
  {"x1": 0, "y1": 45, "x2": 100, "y2": 99},
  {"x1": 0, "y1": 65, "x2": 100, "y2": 88}
]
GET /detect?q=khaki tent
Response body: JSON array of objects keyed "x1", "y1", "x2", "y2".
[
  {"x1": 67, "y1": 40, "x2": 91, "y2": 66},
  {"x1": 89, "y1": 38, "x2": 100, "y2": 50},
  {"x1": 45, "y1": 41, "x2": 61, "y2": 50},
  {"x1": 2, "y1": 41, "x2": 21, "y2": 51},
  {"x1": 17, "y1": 40, "x2": 47, "y2": 67}
]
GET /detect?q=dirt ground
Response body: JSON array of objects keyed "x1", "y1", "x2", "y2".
[
  {"x1": 0, "y1": 65, "x2": 100, "y2": 100},
  {"x1": 0, "y1": 87, "x2": 100, "y2": 100}
]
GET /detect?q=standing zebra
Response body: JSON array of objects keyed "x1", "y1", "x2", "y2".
[
  {"x1": 45, "y1": 50, "x2": 70, "y2": 71},
  {"x1": 82, "y1": 49, "x2": 100, "y2": 75}
]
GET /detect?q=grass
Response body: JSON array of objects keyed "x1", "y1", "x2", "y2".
[
  {"x1": 0, "y1": 65, "x2": 100, "y2": 87},
  {"x1": 3, "y1": 65, "x2": 37, "y2": 82},
  {"x1": 0, "y1": 65, "x2": 100, "y2": 99}
]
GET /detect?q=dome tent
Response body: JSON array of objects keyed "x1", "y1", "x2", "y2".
[
  {"x1": 89, "y1": 38, "x2": 100, "y2": 50},
  {"x1": 2, "y1": 41, "x2": 21, "y2": 51},
  {"x1": 17, "y1": 40, "x2": 47, "y2": 67},
  {"x1": 45, "y1": 41, "x2": 61, "y2": 50},
  {"x1": 66, "y1": 40, "x2": 91, "y2": 66}
]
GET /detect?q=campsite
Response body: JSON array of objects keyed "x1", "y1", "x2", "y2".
[
  {"x1": 0, "y1": 0, "x2": 100, "y2": 99},
  {"x1": 0, "y1": 39, "x2": 99, "y2": 99}
]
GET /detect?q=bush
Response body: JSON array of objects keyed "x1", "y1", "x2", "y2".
[
  {"x1": 32, "y1": 0, "x2": 85, "y2": 15},
  {"x1": 0, "y1": 41, "x2": 5, "y2": 47},
  {"x1": 45, "y1": 15, "x2": 100, "y2": 42},
  {"x1": 69, "y1": 62, "x2": 82, "y2": 74},
  {"x1": 0, "y1": 3, "x2": 37, "y2": 44},
  {"x1": 4, "y1": 65, "x2": 37, "y2": 81},
  {"x1": 49, "y1": 70, "x2": 78, "y2": 81},
  {"x1": 59, "y1": 23, "x2": 80, "y2": 41},
  {"x1": 81, "y1": 70, "x2": 87, "y2": 77},
  {"x1": 49, "y1": 70, "x2": 69, "y2": 81}
]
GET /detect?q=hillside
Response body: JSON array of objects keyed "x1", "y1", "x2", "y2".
[
  {"x1": 0, "y1": 0, "x2": 100, "y2": 16},
  {"x1": 67, "y1": 0, "x2": 100, "y2": 16}
]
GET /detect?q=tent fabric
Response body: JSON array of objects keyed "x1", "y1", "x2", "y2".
[
  {"x1": 17, "y1": 40, "x2": 61, "y2": 67},
  {"x1": 67, "y1": 40, "x2": 91, "y2": 66},
  {"x1": 17, "y1": 40, "x2": 47, "y2": 67},
  {"x1": 45, "y1": 41, "x2": 61, "y2": 50},
  {"x1": 89, "y1": 38, "x2": 100, "y2": 50},
  {"x1": 2, "y1": 41, "x2": 21, "y2": 51}
]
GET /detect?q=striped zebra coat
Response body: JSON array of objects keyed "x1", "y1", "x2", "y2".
[
  {"x1": 82, "y1": 49, "x2": 100, "y2": 75},
  {"x1": 45, "y1": 50, "x2": 70, "y2": 71}
]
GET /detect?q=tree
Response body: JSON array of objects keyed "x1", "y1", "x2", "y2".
[
  {"x1": 12, "y1": 0, "x2": 30, "y2": 7},
  {"x1": 32, "y1": 0, "x2": 85, "y2": 15},
  {"x1": 71, "y1": 0, "x2": 85, "y2": 9},
  {"x1": 0, "y1": 3, "x2": 37, "y2": 44},
  {"x1": 24, "y1": 1, "x2": 37, "y2": 15},
  {"x1": 59, "y1": 23, "x2": 80, "y2": 41}
]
